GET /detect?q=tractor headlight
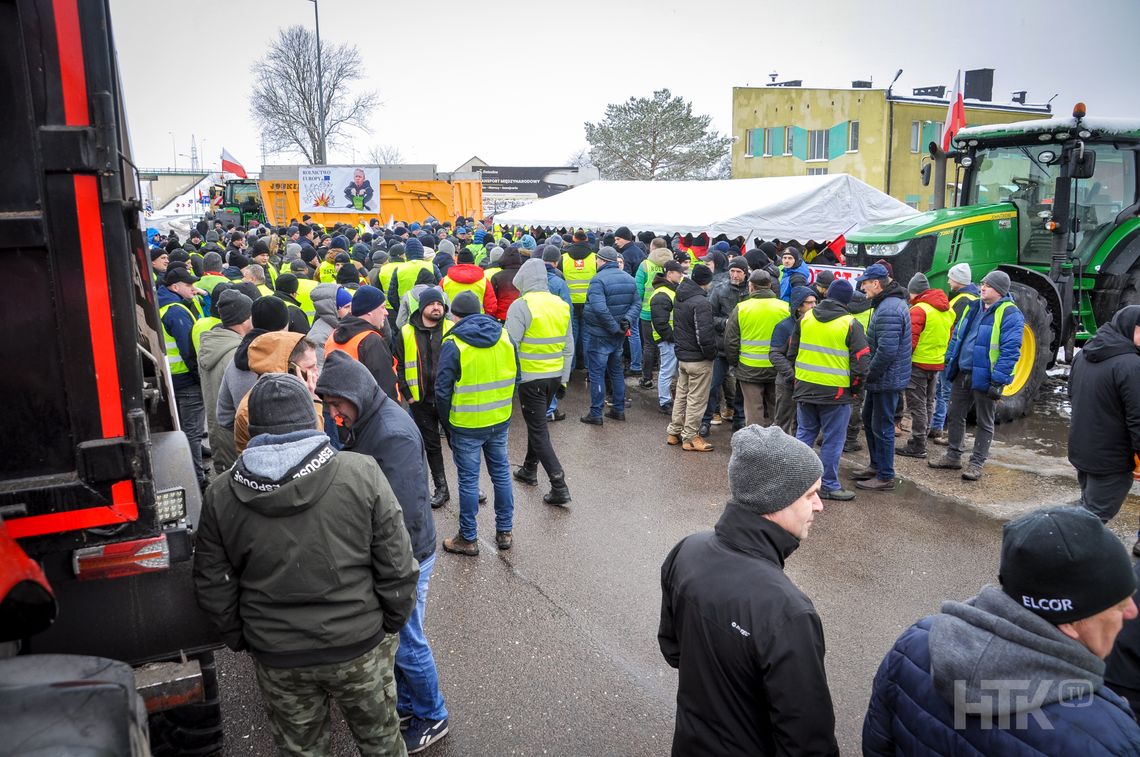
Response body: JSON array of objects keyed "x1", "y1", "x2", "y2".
[{"x1": 866, "y1": 241, "x2": 908, "y2": 257}]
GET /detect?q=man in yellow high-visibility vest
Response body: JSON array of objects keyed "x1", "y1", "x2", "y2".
[
  {"x1": 436, "y1": 292, "x2": 520, "y2": 557},
  {"x1": 930, "y1": 263, "x2": 981, "y2": 445},
  {"x1": 725, "y1": 270, "x2": 786, "y2": 427},
  {"x1": 788, "y1": 279, "x2": 869, "y2": 501},
  {"x1": 897, "y1": 273, "x2": 954, "y2": 460},
  {"x1": 505, "y1": 259, "x2": 574, "y2": 505}
]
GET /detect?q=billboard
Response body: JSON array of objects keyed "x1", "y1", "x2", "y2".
[
  {"x1": 479, "y1": 165, "x2": 598, "y2": 216},
  {"x1": 299, "y1": 166, "x2": 381, "y2": 214}
]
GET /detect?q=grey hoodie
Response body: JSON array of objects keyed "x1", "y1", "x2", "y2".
[
  {"x1": 505, "y1": 258, "x2": 574, "y2": 385},
  {"x1": 307, "y1": 283, "x2": 340, "y2": 370},
  {"x1": 197, "y1": 325, "x2": 244, "y2": 472},
  {"x1": 930, "y1": 585, "x2": 1104, "y2": 715}
]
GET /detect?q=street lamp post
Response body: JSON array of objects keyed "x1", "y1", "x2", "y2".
[
  {"x1": 169, "y1": 131, "x2": 177, "y2": 170},
  {"x1": 309, "y1": 0, "x2": 327, "y2": 165}
]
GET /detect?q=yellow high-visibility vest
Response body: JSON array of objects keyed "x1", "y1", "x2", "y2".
[
  {"x1": 562, "y1": 253, "x2": 597, "y2": 305},
  {"x1": 913, "y1": 302, "x2": 954, "y2": 365},
  {"x1": 736, "y1": 297, "x2": 788, "y2": 368},
  {"x1": 444, "y1": 329, "x2": 516, "y2": 428},
  {"x1": 517, "y1": 291, "x2": 570, "y2": 381},
  {"x1": 795, "y1": 310, "x2": 854, "y2": 388}
]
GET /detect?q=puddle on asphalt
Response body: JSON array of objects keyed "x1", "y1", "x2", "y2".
[{"x1": 993, "y1": 369, "x2": 1071, "y2": 457}]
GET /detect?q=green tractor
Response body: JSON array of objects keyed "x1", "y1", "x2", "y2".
[
  {"x1": 206, "y1": 179, "x2": 265, "y2": 227},
  {"x1": 848, "y1": 105, "x2": 1140, "y2": 421}
]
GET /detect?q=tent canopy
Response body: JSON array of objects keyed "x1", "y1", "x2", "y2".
[{"x1": 494, "y1": 174, "x2": 916, "y2": 240}]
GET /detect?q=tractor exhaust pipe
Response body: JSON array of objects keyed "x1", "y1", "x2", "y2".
[{"x1": 928, "y1": 142, "x2": 948, "y2": 210}]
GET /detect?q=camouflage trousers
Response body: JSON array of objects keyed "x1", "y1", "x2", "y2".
[{"x1": 253, "y1": 637, "x2": 406, "y2": 756}]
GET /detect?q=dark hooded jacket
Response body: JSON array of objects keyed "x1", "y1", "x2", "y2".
[
  {"x1": 489, "y1": 249, "x2": 525, "y2": 320},
  {"x1": 866, "y1": 280, "x2": 914, "y2": 392},
  {"x1": 583, "y1": 260, "x2": 640, "y2": 340},
  {"x1": 770, "y1": 287, "x2": 812, "y2": 387},
  {"x1": 1068, "y1": 306, "x2": 1140, "y2": 475},
  {"x1": 273, "y1": 289, "x2": 311, "y2": 335},
  {"x1": 392, "y1": 307, "x2": 448, "y2": 403},
  {"x1": 434, "y1": 314, "x2": 520, "y2": 435},
  {"x1": 215, "y1": 328, "x2": 266, "y2": 431},
  {"x1": 660, "y1": 505, "x2": 838, "y2": 757},
  {"x1": 863, "y1": 585, "x2": 1140, "y2": 756},
  {"x1": 306, "y1": 283, "x2": 340, "y2": 370},
  {"x1": 194, "y1": 430, "x2": 418, "y2": 667},
  {"x1": 316, "y1": 352, "x2": 435, "y2": 562},
  {"x1": 672, "y1": 277, "x2": 717, "y2": 362},
  {"x1": 708, "y1": 275, "x2": 750, "y2": 356},
  {"x1": 328, "y1": 316, "x2": 398, "y2": 402},
  {"x1": 789, "y1": 298, "x2": 871, "y2": 405},
  {"x1": 649, "y1": 273, "x2": 679, "y2": 344}
]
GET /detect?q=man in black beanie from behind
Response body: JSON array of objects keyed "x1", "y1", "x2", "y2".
[
  {"x1": 865, "y1": 505, "x2": 1140, "y2": 753},
  {"x1": 659, "y1": 425, "x2": 838, "y2": 756}
]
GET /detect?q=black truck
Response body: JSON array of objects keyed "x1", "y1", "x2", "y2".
[{"x1": 0, "y1": 0, "x2": 223, "y2": 752}]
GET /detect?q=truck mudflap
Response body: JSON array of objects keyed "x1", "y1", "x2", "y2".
[{"x1": 134, "y1": 658, "x2": 205, "y2": 714}]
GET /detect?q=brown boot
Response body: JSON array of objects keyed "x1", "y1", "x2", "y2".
[
  {"x1": 683, "y1": 436, "x2": 714, "y2": 452},
  {"x1": 443, "y1": 533, "x2": 479, "y2": 556},
  {"x1": 849, "y1": 465, "x2": 878, "y2": 481},
  {"x1": 667, "y1": 433, "x2": 681, "y2": 446}
]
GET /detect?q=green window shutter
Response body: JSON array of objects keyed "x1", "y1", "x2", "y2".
[
  {"x1": 921, "y1": 122, "x2": 938, "y2": 152},
  {"x1": 791, "y1": 127, "x2": 808, "y2": 161},
  {"x1": 750, "y1": 128, "x2": 763, "y2": 157},
  {"x1": 770, "y1": 127, "x2": 785, "y2": 156},
  {"x1": 828, "y1": 122, "x2": 848, "y2": 160}
]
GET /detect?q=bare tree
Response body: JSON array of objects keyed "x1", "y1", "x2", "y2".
[
  {"x1": 250, "y1": 26, "x2": 378, "y2": 164},
  {"x1": 584, "y1": 89, "x2": 730, "y2": 180},
  {"x1": 566, "y1": 146, "x2": 594, "y2": 168},
  {"x1": 367, "y1": 144, "x2": 405, "y2": 165}
]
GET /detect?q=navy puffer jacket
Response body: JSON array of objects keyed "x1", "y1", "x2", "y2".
[
  {"x1": 584, "y1": 261, "x2": 640, "y2": 340},
  {"x1": 865, "y1": 280, "x2": 913, "y2": 392}
]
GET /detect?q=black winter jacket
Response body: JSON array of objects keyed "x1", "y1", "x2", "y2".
[
  {"x1": 1068, "y1": 306, "x2": 1140, "y2": 475},
  {"x1": 708, "y1": 278, "x2": 750, "y2": 356},
  {"x1": 649, "y1": 273, "x2": 678, "y2": 343},
  {"x1": 659, "y1": 505, "x2": 838, "y2": 756},
  {"x1": 671, "y1": 278, "x2": 717, "y2": 362},
  {"x1": 392, "y1": 310, "x2": 447, "y2": 403}
]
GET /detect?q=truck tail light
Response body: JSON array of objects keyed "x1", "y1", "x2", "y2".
[{"x1": 72, "y1": 535, "x2": 170, "y2": 581}]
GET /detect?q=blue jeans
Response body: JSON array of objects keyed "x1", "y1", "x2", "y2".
[
  {"x1": 587, "y1": 335, "x2": 625, "y2": 417},
  {"x1": 796, "y1": 403, "x2": 852, "y2": 492},
  {"x1": 702, "y1": 357, "x2": 743, "y2": 425},
  {"x1": 396, "y1": 553, "x2": 448, "y2": 721},
  {"x1": 628, "y1": 320, "x2": 642, "y2": 372},
  {"x1": 174, "y1": 384, "x2": 206, "y2": 487},
  {"x1": 930, "y1": 371, "x2": 951, "y2": 430},
  {"x1": 862, "y1": 390, "x2": 901, "y2": 481},
  {"x1": 657, "y1": 341, "x2": 677, "y2": 406},
  {"x1": 452, "y1": 426, "x2": 514, "y2": 540}
]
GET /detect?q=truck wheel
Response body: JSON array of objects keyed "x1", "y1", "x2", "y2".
[
  {"x1": 996, "y1": 282, "x2": 1053, "y2": 423},
  {"x1": 1120, "y1": 268, "x2": 1140, "y2": 308},
  {"x1": 148, "y1": 651, "x2": 224, "y2": 756}
]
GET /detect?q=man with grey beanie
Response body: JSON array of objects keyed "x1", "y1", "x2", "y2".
[
  {"x1": 659, "y1": 425, "x2": 838, "y2": 756},
  {"x1": 929, "y1": 268, "x2": 1023, "y2": 481}
]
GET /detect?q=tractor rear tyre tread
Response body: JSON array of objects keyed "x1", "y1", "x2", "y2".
[{"x1": 996, "y1": 282, "x2": 1052, "y2": 423}]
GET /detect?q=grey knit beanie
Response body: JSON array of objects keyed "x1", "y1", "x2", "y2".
[
  {"x1": 982, "y1": 269, "x2": 1011, "y2": 297},
  {"x1": 247, "y1": 373, "x2": 317, "y2": 438},
  {"x1": 907, "y1": 272, "x2": 930, "y2": 296},
  {"x1": 727, "y1": 425, "x2": 823, "y2": 515}
]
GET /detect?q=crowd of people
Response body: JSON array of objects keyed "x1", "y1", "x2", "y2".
[{"x1": 144, "y1": 209, "x2": 1140, "y2": 755}]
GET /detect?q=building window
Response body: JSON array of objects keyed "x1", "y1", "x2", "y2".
[
  {"x1": 785, "y1": 128, "x2": 794, "y2": 155},
  {"x1": 933, "y1": 121, "x2": 944, "y2": 146},
  {"x1": 910, "y1": 121, "x2": 921, "y2": 152},
  {"x1": 848, "y1": 121, "x2": 859, "y2": 152},
  {"x1": 807, "y1": 167, "x2": 829, "y2": 176},
  {"x1": 762, "y1": 128, "x2": 772, "y2": 156},
  {"x1": 745, "y1": 129, "x2": 755, "y2": 157},
  {"x1": 807, "y1": 129, "x2": 830, "y2": 161}
]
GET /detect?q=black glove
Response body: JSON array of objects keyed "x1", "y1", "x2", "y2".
[
  {"x1": 619, "y1": 318, "x2": 631, "y2": 335},
  {"x1": 556, "y1": 384, "x2": 567, "y2": 399},
  {"x1": 986, "y1": 383, "x2": 1004, "y2": 401}
]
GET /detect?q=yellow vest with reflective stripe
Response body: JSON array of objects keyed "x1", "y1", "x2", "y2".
[
  {"x1": 988, "y1": 301, "x2": 1013, "y2": 369},
  {"x1": 913, "y1": 302, "x2": 954, "y2": 365},
  {"x1": 640, "y1": 260, "x2": 663, "y2": 312},
  {"x1": 795, "y1": 310, "x2": 854, "y2": 388},
  {"x1": 949, "y1": 290, "x2": 979, "y2": 313},
  {"x1": 379, "y1": 262, "x2": 402, "y2": 293},
  {"x1": 318, "y1": 260, "x2": 337, "y2": 283},
  {"x1": 191, "y1": 316, "x2": 221, "y2": 353},
  {"x1": 651, "y1": 286, "x2": 676, "y2": 342},
  {"x1": 256, "y1": 284, "x2": 273, "y2": 297},
  {"x1": 563, "y1": 253, "x2": 597, "y2": 304},
  {"x1": 518, "y1": 291, "x2": 571, "y2": 382},
  {"x1": 401, "y1": 319, "x2": 453, "y2": 402},
  {"x1": 442, "y1": 274, "x2": 488, "y2": 311},
  {"x1": 444, "y1": 328, "x2": 516, "y2": 428},
  {"x1": 736, "y1": 297, "x2": 788, "y2": 368},
  {"x1": 396, "y1": 260, "x2": 435, "y2": 299},
  {"x1": 198, "y1": 273, "x2": 229, "y2": 299},
  {"x1": 294, "y1": 278, "x2": 318, "y2": 324},
  {"x1": 159, "y1": 301, "x2": 198, "y2": 375},
  {"x1": 852, "y1": 307, "x2": 872, "y2": 332}
]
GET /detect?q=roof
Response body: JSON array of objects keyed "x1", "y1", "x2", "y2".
[
  {"x1": 494, "y1": 174, "x2": 917, "y2": 239},
  {"x1": 955, "y1": 116, "x2": 1140, "y2": 145}
]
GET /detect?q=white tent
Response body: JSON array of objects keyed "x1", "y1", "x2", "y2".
[{"x1": 494, "y1": 174, "x2": 916, "y2": 239}]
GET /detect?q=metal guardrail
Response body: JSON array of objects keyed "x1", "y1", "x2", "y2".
[{"x1": 137, "y1": 169, "x2": 261, "y2": 179}]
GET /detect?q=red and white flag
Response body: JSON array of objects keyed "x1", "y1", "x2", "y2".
[
  {"x1": 941, "y1": 70, "x2": 967, "y2": 151},
  {"x1": 220, "y1": 148, "x2": 247, "y2": 178}
]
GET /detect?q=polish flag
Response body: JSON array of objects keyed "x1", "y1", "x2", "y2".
[
  {"x1": 221, "y1": 148, "x2": 247, "y2": 178},
  {"x1": 941, "y1": 70, "x2": 967, "y2": 151},
  {"x1": 825, "y1": 234, "x2": 847, "y2": 265}
]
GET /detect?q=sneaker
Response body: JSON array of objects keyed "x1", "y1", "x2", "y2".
[
  {"x1": 849, "y1": 466, "x2": 878, "y2": 481},
  {"x1": 666, "y1": 434, "x2": 681, "y2": 446},
  {"x1": 895, "y1": 442, "x2": 927, "y2": 459},
  {"x1": 638, "y1": 378, "x2": 654, "y2": 389},
  {"x1": 930, "y1": 431, "x2": 950, "y2": 447},
  {"x1": 820, "y1": 488, "x2": 856, "y2": 501},
  {"x1": 710, "y1": 413, "x2": 724, "y2": 426},
  {"x1": 404, "y1": 717, "x2": 449, "y2": 754},
  {"x1": 579, "y1": 414, "x2": 603, "y2": 426},
  {"x1": 496, "y1": 530, "x2": 513, "y2": 550},
  {"x1": 698, "y1": 423, "x2": 711, "y2": 438},
  {"x1": 683, "y1": 436, "x2": 714, "y2": 452},
  {"x1": 722, "y1": 409, "x2": 734, "y2": 422},
  {"x1": 659, "y1": 401, "x2": 673, "y2": 415},
  {"x1": 399, "y1": 713, "x2": 412, "y2": 731},
  {"x1": 961, "y1": 464, "x2": 984, "y2": 482},
  {"x1": 843, "y1": 440, "x2": 864, "y2": 453},
  {"x1": 443, "y1": 533, "x2": 479, "y2": 556},
  {"x1": 604, "y1": 409, "x2": 626, "y2": 421},
  {"x1": 928, "y1": 454, "x2": 963, "y2": 470},
  {"x1": 855, "y1": 477, "x2": 897, "y2": 491},
  {"x1": 549, "y1": 409, "x2": 566, "y2": 422},
  {"x1": 605, "y1": 396, "x2": 614, "y2": 406}
]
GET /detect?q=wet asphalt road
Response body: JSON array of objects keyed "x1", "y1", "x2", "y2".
[{"x1": 214, "y1": 369, "x2": 1139, "y2": 756}]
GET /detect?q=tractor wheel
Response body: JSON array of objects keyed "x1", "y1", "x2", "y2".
[
  {"x1": 148, "y1": 651, "x2": 224, "y2": 756},
  {"x1": 996, "y1": 282, "x2": 1053, "y2": 423},
  {"x1": 1119, "y1": 268, "x2": 1140, "y2": 308}
]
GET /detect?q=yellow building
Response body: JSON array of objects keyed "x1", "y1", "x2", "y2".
[{"x1": 731, "y1": 86, "x2": 1050, "y2": 209}]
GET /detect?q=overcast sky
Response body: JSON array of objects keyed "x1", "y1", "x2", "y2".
[{"x1": 109, "y1": 0, "x2": 1138, "y2": 174}]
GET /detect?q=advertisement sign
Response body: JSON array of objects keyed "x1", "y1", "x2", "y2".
[
  {"x1": 478, "y1": 166, "x2": 590, "y2": 198},
  {"x1": 808, "y1": 264, "x2": 864, "y2": 283},
  {"x1": 299, "y1": 166, "x2": 381, "y2": 214}
]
